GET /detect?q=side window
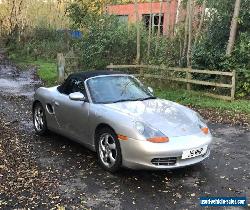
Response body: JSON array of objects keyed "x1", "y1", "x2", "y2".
[
  {"x1": 61, "y1": 77, "x2": 86, "y2": 96},
  {"x1": 71, "y1": 78, "x2": 86, "y2": 94}
]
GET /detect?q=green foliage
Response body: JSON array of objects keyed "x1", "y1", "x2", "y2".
[
  {"x1": 66, "y1": 2, "x2": 89, "y2": 29},
  {"x1": 192, "y1": 0, "x2": 250, "y2": 97},
  {"x1": 36, "y1": 60, "x2": 57, "y2": 86},
  {"x1": 7, "y1": 28, "x2": 69, "y2": 60},
  {"x1": 73, "y1": 16, "x2": 137, "y2": 69},
  {"x1": 70, "y1": 15, "x2": 180, "y2": 70},
  {"x1": 231, "y1": 32, "x2": 250, "y2": 97}
]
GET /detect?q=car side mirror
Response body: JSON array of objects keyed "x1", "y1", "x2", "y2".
[
  {"x1": 148, "y1": 87, "x2": 154, "y2": 94},
  {"x1": 69, "y1": 92, "x2": 86, "y2": 101}
]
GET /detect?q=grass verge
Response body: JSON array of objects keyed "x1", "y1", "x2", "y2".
[
  {"x1": 10, "y1": 54, "x2": 57, "y2": 86},
  {"x1": 156, "y1": 89, "x2": 250, "y2": 114}
]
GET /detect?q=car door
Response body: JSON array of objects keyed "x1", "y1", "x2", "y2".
[{"x1": 54, "y1": 76, "x2": 91, "y2": 144}]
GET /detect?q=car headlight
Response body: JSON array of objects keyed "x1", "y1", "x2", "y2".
[
  {"x1": 196, "y1": 113, "x2": 209, "y2": 134},
  {"x1": 134, "y1": 121, "x2": 169, "y2": 143},
  {"x1": 135, "y1": 121, "x2": 145, "y2": 134},
  {"x1": 196, "y1": 113, "x2": 206, "y2": 125}
]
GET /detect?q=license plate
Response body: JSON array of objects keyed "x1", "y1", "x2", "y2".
[{"x1": 182, "y1": 145, "x2": 208, "y2": 159}]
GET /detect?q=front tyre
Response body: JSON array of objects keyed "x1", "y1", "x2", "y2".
[
  {"x1": 96, "y1": 127, "x2": 122, "y2": 173},
  {"x1": 33, "y1": 102, "x2": 48, "y2": 135}
]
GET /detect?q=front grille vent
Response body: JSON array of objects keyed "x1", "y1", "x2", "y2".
[{"x1": 151, "y1": 157, "x2": 177, "y2": 166}]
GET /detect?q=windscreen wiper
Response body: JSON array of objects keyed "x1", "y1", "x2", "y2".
[
  {"x1": 112, "y1": 98, "x2": 140, "y2": 103},
  {"x1": 138, "y1": 96, "x2": 157, "y2": 101},
  {"x1": 112, "y1": 96, "x2": 156, "y2": 103}
]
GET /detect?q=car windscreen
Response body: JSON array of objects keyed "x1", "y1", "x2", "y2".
[{"x1": 87, "y1": 75, "x2": 155, "y2": 104}]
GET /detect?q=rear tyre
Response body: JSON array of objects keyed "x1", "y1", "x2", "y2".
[
  {"x1": 33, "y1": 102, "x2": 48, "y2": 135},
  {"x1": 96, "y1": 127, "x2": 122, "y2": 173}
]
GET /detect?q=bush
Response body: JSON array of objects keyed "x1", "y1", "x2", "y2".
[
  {"x1": 74, "y1": 16, "x2": 137, "y2": 69},
  {"x1": 232, "y1": 32, "x2": 250, "y2": 97},
  {"x1": 72, "y1": 15, "x2": 180, "y2": 70},
  {"x1": 191, "y1": 0, "x2": 250, "y2": 97},
  {"x1": 7, "y1": 28, "x2": 69, "y2": 60}
]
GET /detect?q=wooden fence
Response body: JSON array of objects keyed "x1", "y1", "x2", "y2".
[{"x1": 106, "y1": 64, "x2": 236, "y2": 101}]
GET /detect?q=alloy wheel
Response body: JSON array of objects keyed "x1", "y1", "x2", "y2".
[
  {"x1": 98, "y1": 133, "x2": 117, "y2": 168},
  {"x1": 34, "y1": 106, "x2": 45, "y2": 132}
]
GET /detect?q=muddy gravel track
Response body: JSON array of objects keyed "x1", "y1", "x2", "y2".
[{"x1": 0, "y1": 57, "x2": 249, "y2": 210}]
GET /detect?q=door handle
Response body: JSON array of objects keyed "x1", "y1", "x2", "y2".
[{"x1": 54, "y1": 101, "x2": 60, "y2": 106}]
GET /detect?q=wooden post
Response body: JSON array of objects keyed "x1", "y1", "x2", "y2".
[
  {"x1": 109, "y1": 63, "x2": 114, "y2": 71},
  {"x1": 139, "y1": 64, "x2": 144, "y2": 77},
  {"x1": 186, "y1": 67, "x2": 192, "y2": 90},
  {"x1": 231, "y1": 70, "x2": 236, "y2": 101},
  {"x1": 57, "y1": 53, "x2": 65, "y2": 84},
  {"x1": 34, "y1": 48, "x2": 38, "y2": 61},
  {"x1": 160, "y1": 68, "x2": 164, "y2": 89}
]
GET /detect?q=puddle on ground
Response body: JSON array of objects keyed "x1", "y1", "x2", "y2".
[{"x1": 0, "y1": 65, "x2": 40, "y2": 99}]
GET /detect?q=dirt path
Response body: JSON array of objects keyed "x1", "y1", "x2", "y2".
[{"x1": 0, "y1": 57, "x2": 249, "y2": 209}]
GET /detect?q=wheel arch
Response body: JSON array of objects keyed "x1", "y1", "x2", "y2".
[
  {"x1": 94, "y1": 123, "x2": 117, "y2": 149},
  {"x1": 32, "y1": 100, "x2": 42, "y2": 112}
]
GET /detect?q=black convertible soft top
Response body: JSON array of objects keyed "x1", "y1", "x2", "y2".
[
  {"x1": 57, "y1": 70, "x2": 127, "y2": 96},
  {"x1": 69, "y1": 70, "x2": 126, "y2": 81},
  {"x1": 57, "y1": 70, "x2": 126, "y2": 94}
]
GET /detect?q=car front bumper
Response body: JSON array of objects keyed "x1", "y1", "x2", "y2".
[{"x1": 120, "y1": 133, "x2": 212, "y2": 170}]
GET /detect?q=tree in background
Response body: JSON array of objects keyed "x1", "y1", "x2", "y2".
[
  {"x1": 155, "y1": 0, "x2": 163, "y2": 53},
  {"x1": 166, "y1": 0, "x2": 171, "y2": 37},
  {"x1": 134, "y1": 0, "x2": 140, "y2": 64},
  {"x1": 147, "y1": 0, "x2": 153, "y2": 59},
  {"x1": 182, "y1": 0, "x2": 189, "y2": 62},
  {"x1": 186, "y1": 0, "x2": 193, "y2": 67},
  {"x1": 226, "y1": 0, "x2": 241, "y2": 56},
  {"x1": 0, "y1": 0, "x2": 70, "y2": 40},
  {"x1": 66, "y1": 0, "x2": 133, "y2": 29},
  {"x1": 194, "y1": 0, "x2": 206, "y2": 46}
]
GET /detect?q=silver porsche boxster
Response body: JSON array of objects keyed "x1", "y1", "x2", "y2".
[{"x1": 33, "y1": 70, "x2": 213, "y2": 172}]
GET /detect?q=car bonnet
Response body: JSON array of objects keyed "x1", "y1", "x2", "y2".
[{"x1": 103, "y1": 99, "x2": 202, "y2": 137}]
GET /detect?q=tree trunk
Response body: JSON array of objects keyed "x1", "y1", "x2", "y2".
[
  {"x1": 155, "y1": 0, "x2": 163, "y2": 53},
  {"x1": 186, "y1": 0, "x2": 193, "y2": 67},
  {"x1": 175, "y1": 0, "x2": 182, "y2": 26},
  {"x1": 194, "y1": 0, "x2": 206, "y2": 46},
  {"x1": 166, "y1": 0, "x2": 171, "y2": 37},
  {"x1": 179, "y1": 37, "x2": 182, "y2": 66},
  {"x1": 134, "y1": 0, "x2": 140, "y2": 64},
  {"x1": 182, "y1": 1, "x2": 189, "y2": 58},
  {"x1": 226, "y1": 0, "x2": 241, "y2": 56},
  {"x1": 147, "y1": 0, "x2": 153, "y2": 60}
]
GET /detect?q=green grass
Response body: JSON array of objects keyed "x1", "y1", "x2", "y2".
[
  {"x1": 10, "y1": 54, "x2": 57, "y2": 86},
  {"x1": 156, "y1": 89, "x2": 250, "y2": 114},
  {"x1": 35, "y1": 60, "x2": 57, "y2": 86}
]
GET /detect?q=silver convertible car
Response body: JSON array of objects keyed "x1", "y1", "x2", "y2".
[{"x1": 33, "y1": 70, "x2": 213, "y2": 172}]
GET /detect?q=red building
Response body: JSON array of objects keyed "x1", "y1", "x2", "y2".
[{"x1": 107, "y1": 1, "x2": 183, "y2": 35}]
